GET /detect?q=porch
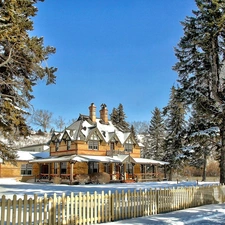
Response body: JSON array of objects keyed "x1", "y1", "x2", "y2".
[{"x1": 30, "y1": 154, "x2": 168, "y2": 184}]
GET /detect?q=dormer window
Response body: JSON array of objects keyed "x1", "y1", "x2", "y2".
[
  {"x1": 124, "y1": 139, "x2": 133, "y2": 153},
  {"x1": 88, "y1": 133, "x2": 99, "y2": 150},
  {"x1": 88, "y1": 140, "x2": 98, "y2": 150},
  {"x1": 55, "y1": 141, "x2": 59, "y2": 151},
  {"x1": 67, "y1": 140, "x2": 71, "y2": 150}
]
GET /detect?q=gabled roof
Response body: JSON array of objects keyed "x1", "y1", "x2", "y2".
[
  {"x1": 113, "y1": 154, "x2": 136, "y2": 164},
  {"x1": 50, "y1": 115, "x2": 139, "y2": 146}
]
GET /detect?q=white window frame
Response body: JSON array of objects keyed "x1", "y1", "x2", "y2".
[
  {"x1": 21, "y1": 164, "x2": 32, "y2": 176},
  {"x1": 88, "y1": 133, "x2": 99, "y2": 150},
  {"x1": 67, "y1": 140, "x2": 71, "y2": 150}
]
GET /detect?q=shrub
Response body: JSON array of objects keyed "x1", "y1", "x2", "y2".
[
  {"x1": 53, "y1": 177, "x2": 61, "y2": 184},
  {"x1": 75, "y1": 174, "x2": 90, "y2": 184},
  {"x1": 206, "y1": 160, "x2": 220, "y2": 177},
  {"x1": 90, "y1": 172, "x2": 110, "y2": 184}
]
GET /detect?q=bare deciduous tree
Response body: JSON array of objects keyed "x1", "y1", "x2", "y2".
[{"x1": 31, "y1": 109, "x2": 53, "y2": 132}]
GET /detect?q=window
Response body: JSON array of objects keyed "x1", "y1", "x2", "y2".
[
  {"x1": 21, "y1": 164, "x2": 32, "y2": 175},
  {"x1": 55, "y1": 141, "x2": 59, "y2": 151},
  {"x1": 126, "y1": 164, "x2": 133, "y2": 174},
  {"x1": 104, "y1": 163, "x2": 110, "y2": 173},
  {"x1": 54, "y1": 163, "x2": 58, "y2": 174},
  {"x1": 67, "y1": 140, "x2": 71, "y2": 150},
  {"x1": 61, "y1": 162, "x2": 67, "y2": 174},
  {"x1": 124, "y1": 143, "x2": 133, "y2": 152},
  {"x1": 88, "y1": 162, "x2": 99, "y2": 173},
  {"x1": 88, "y1": 133, "x2": 100, "y2": 150},
  {"x1": 110, "y1": 142, "x2": 115, "y2": 151},
  {"x1": 88, "y1": 140, "x2": 99, "y2": 150}
]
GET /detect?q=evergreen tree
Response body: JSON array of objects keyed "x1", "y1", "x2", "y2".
[
  {"x1": 110, "y1": 104, "x2": 130, "y2": 131},
  {"x1": 163, "y1": 86, "x2": 186, "y2": 181},
  {"x1": 173, "y1": 0, "x2": 225, "y2": 183},
  {"x1": 0, "y1": 0, "x2": 57, "y2": 162},
  {"x1": 110, "y1": 108, "x2": 118, "y2": 125},
  {"x1": 184, "y1": 106, "x2": 219, "y2": 181},
  {"x1": 143, "y1": 107, "x2": 165, "y2": 161}
]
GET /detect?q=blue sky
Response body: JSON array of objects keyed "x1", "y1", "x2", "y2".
[{"x1": 31, "y1": 0, "x2": 196, "y2": 124}]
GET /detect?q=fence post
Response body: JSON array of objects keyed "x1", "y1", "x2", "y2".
[
  {"x1": 156, "y1": 189, "x2": 159, "y2": 214},
  {"x1": 111, "y1": 191, "x2": 114, "y2": 222}
]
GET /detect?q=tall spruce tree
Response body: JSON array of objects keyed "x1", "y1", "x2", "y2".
[
  {"x1": 163, "y1": 86, "x2": 186, "y2": 181},
  {"x1": 0, "y1": 0, "x2": 57, "y2": 162},
  {"x1": 143, "y1": 107, "x2": 165, "y2": 160},
  {"x1": 173, "y1": 0, "x2": 225, "y2": 183},
  {"x1": 110, "y1": 104, "x2": 130, "y2": 131},
  {"x1": 184, "y1": 106, "x2": 219, "y2": 181},
  {"x1": 110, "y1": 108, "x2": 119, "y2": 125}
]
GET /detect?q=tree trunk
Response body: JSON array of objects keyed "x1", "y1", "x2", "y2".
[
  {"x1": 168, "y1": 168, "x2": 173, "y2": 181},
  {"x1": 220, "y1": 117, "x2": 225, "y2": 184},
  {"x1": 202, "y1": 152, "x2": 207, "y2": 181}
]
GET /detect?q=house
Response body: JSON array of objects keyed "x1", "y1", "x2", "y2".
[
  {"x1": 29, "y1": 103, "x2": 168, "y2": 183},
  {"x1": 20, "y1": 143, "x2": 49, "y2": 152},
  {"x1": 0, "y1": 151, "x2": 49, "y2": 181}
]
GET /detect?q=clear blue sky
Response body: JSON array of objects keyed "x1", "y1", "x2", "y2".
[{"x1": 30, "y1": 0, "x2": 196, "y2": 124}]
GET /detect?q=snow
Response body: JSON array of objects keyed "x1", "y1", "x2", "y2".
[
  {"x1": 16, "y1": 151, "x2": 49, "y2": 160},
  {"x1": 0, "y1": 178, "x2": 224, "y2": 224}
]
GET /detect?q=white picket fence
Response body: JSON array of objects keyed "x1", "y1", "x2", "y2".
[{"x1": 0, "y1": 184, "x2": 225, "y2": 225}]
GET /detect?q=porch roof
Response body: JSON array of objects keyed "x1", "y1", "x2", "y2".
[
  {"x1": 29, "y1": 154, "x2": 88, "y2": 163},
  {"x1": 79, "y1": 155, "x2": 121, "y2": 163},
  {"x1": 133, "y1": 158, "x2": 169, "y2": 165},
  {"x1": 29, "y1": 154, "x2": 169, "y2": 165}
]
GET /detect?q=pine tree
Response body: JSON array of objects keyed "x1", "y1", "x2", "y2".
[
  {"x1": 143, "y1": 107, "x2": 165, "y2": 161},
  {"x1": 163, "y1": 86, "x2": 187, "y2": 181},
  {"x1": 173, "y1": 0, "x2": 225, "y2": 183},
  {"x1": 184, "y1": 106, "x2": 219, "y2": 181},
  {"x1": 110, "y1": 104, "x2": 130, "y2": 131},
  {"x1": 0, "y1": 0, "x2": 57, "y2": 162},
  {"x1": 110, "y1": 108, "x2": 118, "y2": 125}
]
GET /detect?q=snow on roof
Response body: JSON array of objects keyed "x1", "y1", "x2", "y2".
[
  {"x1": 29, "y1": 154, "x2": 169, "y2": 165},
  {"x1": 16, "y1": 151, "x2": 49, "y2": 161},
  {"x1": 79, "y1": 155, "x2": 121, "y2": 163},
  {"x1": 29, "y1": 154, "x2": 86, "y2": 164},
  {"x1": 31, "y1": 152, "x2": 50, "y2": 159},
  {"x1": 52, "y1": 114, "x2": 139, "y2": 147},
  {"x1": 133, "y1": 158, "x2": 169, "y2": 165}
]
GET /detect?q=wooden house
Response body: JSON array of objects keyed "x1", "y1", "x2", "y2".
[
  {"x1": 30, "y1": 103, "x2": 168, "y2": 183},
  {"x1": 0, "y1": 151, "x2": 49, "y2": 182}
]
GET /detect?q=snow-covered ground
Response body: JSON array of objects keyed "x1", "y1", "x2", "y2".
[
  {"x1": 0, "y1": 178, "x2": 219, "y2": 199},
  {"x1": 0, "y1": 178, "x2": 224, "y2": 224}
]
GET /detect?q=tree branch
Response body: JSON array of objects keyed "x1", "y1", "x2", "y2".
[{"x1": 0, "y1": 47, "x2": 13, "y2": 67}]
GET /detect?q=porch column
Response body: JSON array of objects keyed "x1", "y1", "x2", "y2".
[
  {"x1": 58, "y1": 162, "x2": 61, "y2": 177},
  {"x1": 144, "y1": 164, "x2": 146, "y2": 180},
  {"x1": 131, "y1": 163, "x2": 135, "y2": 179},
  {"x1": 70, "y1": 162, "x2": 74, "y2": 184},
  {"x1": 38, "y1": 163, "x2": 41, "y2": 177},
  {"x1": 48, "y1": 164, "x2": 51, "y2": 181},
  {"x1": 112, "y1": 163, "x2": 116, "y2": 180},
  {"x1": 124, "y1": 163, "x2": 127, "y2": 180}
]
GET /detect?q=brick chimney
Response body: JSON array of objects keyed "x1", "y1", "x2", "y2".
[
  {"x1": 89, "y1": 103, "x2": 96, "y2": 123},
  {"x1": 100, "y1": 103, "x2": 108, "y2": 124}
]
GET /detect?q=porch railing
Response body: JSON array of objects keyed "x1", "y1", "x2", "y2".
[{"x1": 106, "y1": 150, "x2": 130, "y2": 156}]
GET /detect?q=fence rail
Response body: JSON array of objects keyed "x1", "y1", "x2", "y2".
[{"x1": 0, "y1": 185, "x2": 225, "y2": 225}]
